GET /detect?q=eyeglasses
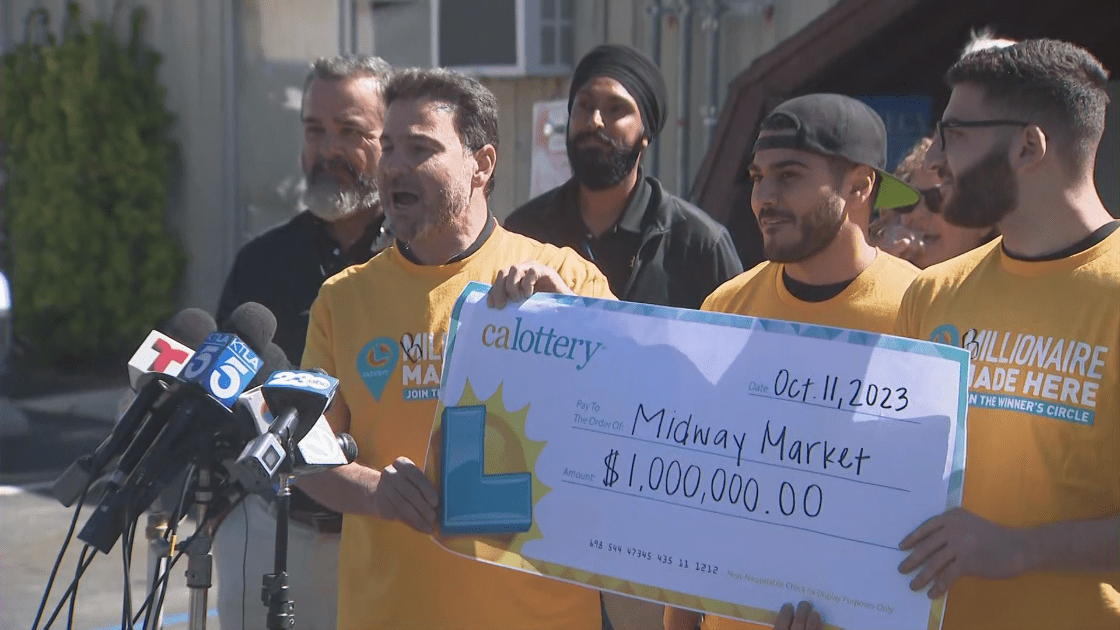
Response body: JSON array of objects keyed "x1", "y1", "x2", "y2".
[
  {"x1": 936, "y1": 119, "x2": 1030, "y2": 150},
  {"x1": 898, "y1": 187, "x2": 944, "y2": 214}
]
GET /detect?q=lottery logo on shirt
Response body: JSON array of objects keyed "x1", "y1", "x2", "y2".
[
  {"x1": 931, "y1": 323, "x2": 1107, "y2": 426},
  {"x1": 400, "y1": 331, "x2": 447, "y2": 402},
  {"x1": 358, "y1": 337, "x2": 399, "y2": 401},
  {"x1": 929, "y1": 324, "x2": 961, "y2": 347}
]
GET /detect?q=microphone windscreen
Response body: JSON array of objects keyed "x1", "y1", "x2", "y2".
[
  {"x1": 250, "y1": 342, "x2": 292, "y2": 388},
  {"x1": 221, "y1": 302, "x2": 277, "y2": 354},
  {"x1": 162, "y1": 308, "x2": 217, "y2": 350}
]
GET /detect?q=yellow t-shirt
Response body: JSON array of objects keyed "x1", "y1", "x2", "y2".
[
  {"x1": 895, "y1": 229, "x2": 1120, "y2": 630},
  {"x1": 303, "y1": 225, "x2": 612, "y2": 630},
  {"x1": 685, "y1": 251, "x2": 918, "y2": 630},
  {"x1": 701, "y1": 250, "x2": 918, "y2": 333}
]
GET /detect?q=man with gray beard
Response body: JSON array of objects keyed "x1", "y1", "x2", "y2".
[{"x1": 213, "y1": 55, "x2": 393, "y2": 630}]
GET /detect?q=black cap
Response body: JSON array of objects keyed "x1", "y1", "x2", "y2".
[{"x1": 753, "y1": 94, "x2": 919, "y2": 209}]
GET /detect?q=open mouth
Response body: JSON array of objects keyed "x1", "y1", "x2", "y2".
[{"x1": 758, "y1": 215, "x2": 794, "y2": 228}]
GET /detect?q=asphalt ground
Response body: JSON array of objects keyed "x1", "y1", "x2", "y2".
[{"x1": 1, "y1": 408, "x2": 221, "y2": 630}]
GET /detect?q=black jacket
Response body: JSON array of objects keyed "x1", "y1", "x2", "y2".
[
  {"x1": 217, "y1": 210, "x2": 387, "y2": 363},
  {"x1": 505, "y1": 176, "x2": 743, "y2": 309}
]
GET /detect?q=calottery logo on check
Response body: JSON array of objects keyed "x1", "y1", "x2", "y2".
[{"x1": 481, "y1": 317, "x2": 604, "y2": 371}]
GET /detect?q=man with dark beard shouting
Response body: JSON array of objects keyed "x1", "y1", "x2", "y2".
[
  {"x1": 505, "y1": 44, "x2": 742, "y2": 308},
  {"x1": 213, "y1": 55, "x2": 394, "y2": 630}
]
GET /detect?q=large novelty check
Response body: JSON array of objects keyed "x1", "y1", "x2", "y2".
[{"x1": 425, "y1": 282, "x2": 968, "y2": 630}]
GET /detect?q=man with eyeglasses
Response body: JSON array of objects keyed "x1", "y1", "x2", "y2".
[
  {"x1": 892, "y1": 39, "x2": 1119, "y2": 629},
  {"x1": 505, "y1": 44, "x2": 742, "y2": 309},
  {"x1": 871, "y1": 136, "x2": 998, "y2": 269}
]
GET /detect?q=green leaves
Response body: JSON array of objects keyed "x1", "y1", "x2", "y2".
[{"x1": 1, "y1": 1, "x2": 184, "y2": 367}]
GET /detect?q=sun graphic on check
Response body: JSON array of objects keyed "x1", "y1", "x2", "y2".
[
  {"x1": 427, "y1": 379, "x2": 549, "y2": 569},
  {"x1": 367, "y1": 341, "x2": 394, "y2": 367}
]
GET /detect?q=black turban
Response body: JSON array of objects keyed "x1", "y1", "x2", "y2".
[{"x1": 568, "y1": 44, "x2": 668, "y2": 141}]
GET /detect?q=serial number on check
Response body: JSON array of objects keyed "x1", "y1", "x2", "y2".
[{"x1": 588, "y1": 538, "x2": 720, "y2": 574}]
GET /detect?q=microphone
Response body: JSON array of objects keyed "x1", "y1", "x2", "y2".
[
  {"x1": 126, "y1": 333, "x2": 193, "y2": 390},
  {"x1": 52, "y1": 309, "x2": 217, "y2": 507},
  {"x1": 126, "y1": 308, "x2": 217, "y2": 389},
  {"x1": 250, "y1": 342, "x2": 292, "y2": 388},
  {"x1": 296, "y1": 420, "x2": 358, "y2": 472},
  {"x1": 230, "y1": 370, "x2": 340, "y2": 496},
  {"x1": 177, "y1": 332, "x2": 264, "y2": 407},
  {"x1": 165, "y1": 308, "x2": 220, "y2": 349},
  {"x1": 231, "y1": 386, "x2": 356, "y2": 495},
  {"x1": 78, "y1": 332, "x2": 262, "y2": 553},
  {"x1": 220, "y1": 302, "x2": 276, "y2": 356}
]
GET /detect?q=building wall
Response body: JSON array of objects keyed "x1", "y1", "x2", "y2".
[
  {"x1": 236, "y1": 0, "x2": 340, "y2": 242},
  {"x1": 3, "y1": 0, "x2": 831, "y2": 317},
  {"x1": 3, "y1": 0, "x2": 240, "y2": 315},
  {"x1": 645, "y1": 0, "x2": 840, "y2": 198},
  {"x1": 10, "y1": 0, "x2": 1109, "y2": 323}
]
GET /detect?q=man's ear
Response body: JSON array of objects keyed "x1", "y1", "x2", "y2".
[
  {"x1": 472, "y1": 144, "x2": 497, "y2": 190},
  {"x1": 1013, "y1": 124, "x2": 1047, "y2": 172},
  {"x1": 847, "y1": 165, "x2": 876, "y2": 206}
]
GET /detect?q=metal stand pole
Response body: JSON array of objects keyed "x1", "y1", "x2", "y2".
[
  {"x1": 144, "y1": 511, "x2": 171, "y2": 630},
  {"x1": 263, "y1": 475, "x2": 296, "y2": 629},
  {"x1": 186, "y1": 468, "x2": 215, "y2": 630}
]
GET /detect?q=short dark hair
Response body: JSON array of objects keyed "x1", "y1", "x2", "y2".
[
  {"x1": 384, "y1": 68, "x2": 500, "y2": 196},
  {"x1": 301, "y1": 55, "x2": 393, "y2": 117},
  {"x1": 946, "y1": 39, "x2": 1110, "y2": 171}
]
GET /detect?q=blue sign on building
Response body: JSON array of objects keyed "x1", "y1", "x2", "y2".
[{"x1": 857, "y1": 95, "x2": 934, "y2": 172}]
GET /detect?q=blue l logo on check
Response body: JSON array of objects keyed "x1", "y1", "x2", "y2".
[{"x1": 440, "y1": 405, "x2": 533, "y2": 535}]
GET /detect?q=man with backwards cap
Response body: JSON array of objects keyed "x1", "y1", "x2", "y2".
[
  {"x1": 505, "y1": 44, "x2": 742, "y2": 309},
  {"x1": 664, "y1": 93, "x2": 921, "y2": 630}
]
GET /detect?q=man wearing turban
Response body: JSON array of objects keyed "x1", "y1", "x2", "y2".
[{"x1": 506, "y1": 44, "x2": 743, "y2": 308}]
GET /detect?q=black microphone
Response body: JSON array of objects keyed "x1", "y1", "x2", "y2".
[
  {"x1": 232, "y1": 385, "x2": 357, "y2": 487},
  {"x1": 164, "y1": 308, "x2": 219, "y2": 351},
  {"x1": 220, "y1": 302, "x2": 276, "y2": 356},
  {"x1": 78, "y1": 331, "x2": 262, "y2": 554},
  {"x1": 337, "y1": 432, "x2": 358, "y2": 463},
  {"x1": 292, "y1": 423, "x2": 358, "y2": 474},
  {"x1": 231, "y1": 343, "x2": 355, "y2": 492},
  {"x1": 51, "y1": 308, "x2": 217, "y2": 507},
  {"x1": 249, "y1": 342, "x2": 292, "y2": 388},
  {"x1": 230, "y1": 370, "x2": 338, "y2": 495}
]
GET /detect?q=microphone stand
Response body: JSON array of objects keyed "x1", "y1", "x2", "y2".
[
  {"x1": 185, "y1": 467, "x2": 216, "y2": 630},
  {"x1": 263, "y1": 440, "x2": 297, "y2": 629},
  {"x1": 143, "y1": 507, "x2": 171, "y2": 630}
]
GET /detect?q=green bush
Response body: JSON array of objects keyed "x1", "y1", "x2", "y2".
[{"x1": 1, "y1": 2, "x2": 185, "y2": 368}]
